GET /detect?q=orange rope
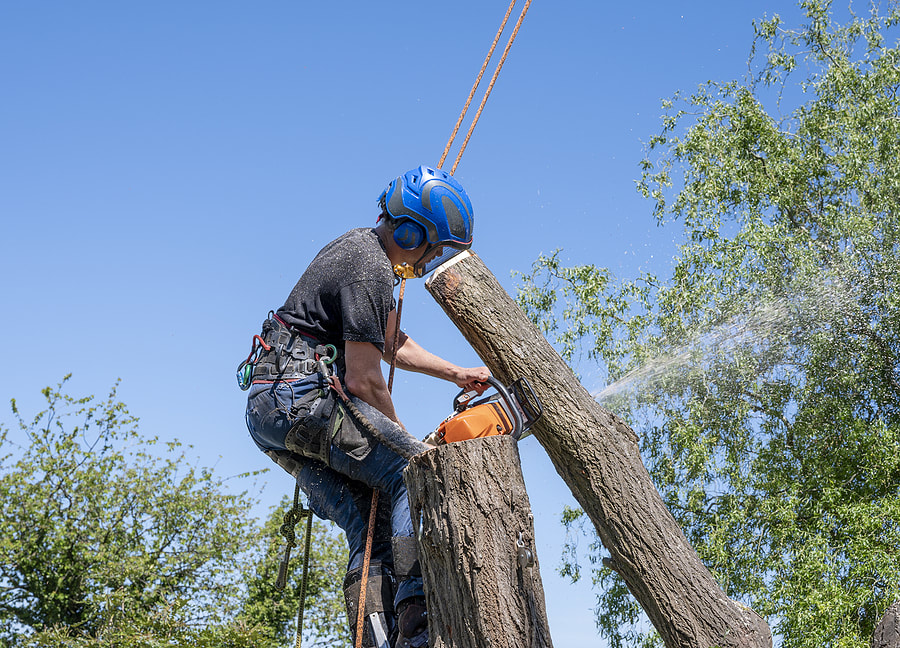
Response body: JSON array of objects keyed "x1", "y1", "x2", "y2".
[
  {"x1": 438, "y1": 0, "x2": 518, "y2": 170},
  {"x1": 387, "y1": 277, "x2": 407, "y2": 392},
  {"x1": 355, "y1": 7, "x2": 534, "y2": 645},
  {"x1": 354, "y1": 490, "x2": 379, "y2": 648},
  {"x1": 356, "y1": 275, "x2": 406, "y2": 648},
  {"x1": 451, "y1": 0, "x2": 533, "y2": 174}
]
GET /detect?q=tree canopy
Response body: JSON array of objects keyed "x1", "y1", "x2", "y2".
[
  {"x1": 0, "y1": 377, "x2": 349, "y2": 647},
  {"x1": 516, "y1": 1, "x2": 900, "y2": 646}
]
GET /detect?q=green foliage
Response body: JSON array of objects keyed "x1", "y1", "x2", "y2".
[
  {"x1": 517, "y1": 2, "x2": 900, "y2": 647},
  {"x1": 239, "y1": 499, "x2": 350, "y2": 648},
  {"x1": 0, "y1": 377, "x2": 349, "y2": 647}
]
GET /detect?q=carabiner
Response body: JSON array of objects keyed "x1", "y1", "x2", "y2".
[
  {"x1": 316, "y1": 358, "x2": 330, "y2": 378},
  {"x1": 315, "y1": 344, "x2": 338, "y2": 366},
  {"x1": 236, "y1": 360, "x2": 253, "y2": 391}
]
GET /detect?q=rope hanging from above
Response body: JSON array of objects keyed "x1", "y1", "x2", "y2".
[
  {"x1": 357, "y1": 5, "x2": 536, "y2": 645},
  {"x1": 439, "y1": 0, "x2": 534, "y2": 174},
  {"x1": 437, "y1": 0, "x2": 517, "y2": 170}
]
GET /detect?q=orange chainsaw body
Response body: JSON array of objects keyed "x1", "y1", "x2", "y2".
[
  {"x1": 428, "y1": 377, "x2": 542, "y2": 446},
  {"x1": 434, "y1": 401, "x2": 515, "y2": 444}
]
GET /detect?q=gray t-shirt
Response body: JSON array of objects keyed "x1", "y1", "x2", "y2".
[{"x1": 277, "y1": 228, "x2": 395, "y2": 352}]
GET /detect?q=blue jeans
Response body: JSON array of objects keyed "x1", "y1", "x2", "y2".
[{"x1": 245, "y1": 378, "x2": 425, "y2": 605}]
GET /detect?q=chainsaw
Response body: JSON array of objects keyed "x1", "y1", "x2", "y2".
[{"x1": 424, "y1": 377, "x2": 543, "y2": 446}]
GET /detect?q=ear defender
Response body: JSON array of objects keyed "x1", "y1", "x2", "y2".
[{"x1": 393, "y1": 220, "x2": 426, "y2": 250}]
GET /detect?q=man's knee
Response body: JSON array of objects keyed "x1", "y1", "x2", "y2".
[{"x1": 390, "y1": 536, "x2": 421, "y2": 581}]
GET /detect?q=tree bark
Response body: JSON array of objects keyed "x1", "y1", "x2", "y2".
[
  {"x1": 425, "y1": 251, "x2": 772, "y2": 648},
  {"x1": 873, "y1": 601, "x2": 900, "y2": 648},
  {"x1": 405, "y1": 435, "x2": 553, "y2": 648}
]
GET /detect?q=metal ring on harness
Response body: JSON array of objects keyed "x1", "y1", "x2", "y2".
[{"x1": 318, "y1": 344, "x2": 338, "y2": 366}]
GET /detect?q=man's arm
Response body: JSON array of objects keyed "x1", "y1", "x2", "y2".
[
  {"x1": 343, "y1": 310, "x2": 489, "y2": 424},
  {"x1": 384, "y1": 310, "x2": 490, "y2": 390},
  {"x1": 343, "y1": 340, "x2": 401, "y2": 423}
]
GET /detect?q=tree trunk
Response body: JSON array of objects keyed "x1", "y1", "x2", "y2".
[
  {"x1": 405, "y1": 435, "x2": 553, "y2": 648},
  {"x1": 425, "y1": 251, "x2": 772, "y2": 648},
  {"x1": 873, "y1": 601, "x2": 900, "y2": 648}
]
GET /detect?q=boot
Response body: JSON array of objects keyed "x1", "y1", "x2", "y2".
[
  {"x1": 343, "y1": 562, "x2": 397, "y2": 648},
  {"x1": 395, "y1": 596, "x2": 428, "y2": 648}
]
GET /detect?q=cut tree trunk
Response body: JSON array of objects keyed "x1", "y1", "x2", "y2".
[
  {"x1": 873, "y1": 601, "x2": 900, "y2": 648},
  {"x1": 405, "y1": 435, "x2": 553, "y2": 648},
  {"x1": 425, "y1": 251, "x2": 772, "y2": 648}
]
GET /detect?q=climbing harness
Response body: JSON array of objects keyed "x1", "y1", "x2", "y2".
[
  {"x1": 245, "y1": 314, "x2": 339, "y2": 648},
  {"x1": 256, "y1": 317, "x2": 416, "y2": 648},
  {"x1": 237, "y1": 313, "x2": 339, "y2": 390}
]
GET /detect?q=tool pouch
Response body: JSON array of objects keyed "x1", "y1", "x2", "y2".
[
  {"x1": 284, "y1": 385, "x2": 337, "y2": 465},
  {"x1": 331, "y1": 401, "x2": 377, "y2": 462}
]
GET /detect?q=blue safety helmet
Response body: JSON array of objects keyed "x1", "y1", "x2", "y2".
[{"x1": 378, "y1": 165, "x2": 474, "y2": 277}]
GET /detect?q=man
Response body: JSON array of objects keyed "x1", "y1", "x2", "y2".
[{"x1": 242, "y1": 166, "x2": 489, "y2": 648}]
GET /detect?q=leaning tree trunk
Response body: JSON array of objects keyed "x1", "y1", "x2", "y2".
[
  {"x1": 405, "y1": 435, "x2": 553, "y2": 648},
  {"x1": 425, "y1": 252, "x2": 772, "y2": 648},
  {"x1": 873, "y1": 601, "x2": 900, "y2": 648}
]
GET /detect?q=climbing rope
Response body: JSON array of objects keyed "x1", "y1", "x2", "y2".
[
  {"x1": 355, "y1": 491, "x2": 380, "y2": 647},
  {"x1": 278, "y1": 480, "x2": 315, "y2": 648},
  {"x1": 297, "y1": 508, "x2": 313, "y2": 648},
  {"x1": 285, "y1": 3, "x2": 534, "y2": 646},
  {"x1": 441, "y1": 0, "x2": 534, "y2": 174},
  {"x1": 387, "y1": 276, "x2": 408, "y2": 393},
  {"x1": 354, "y1": 271, "x2": 404, "y2": 648},
  {"x1": 438, "y1": 0, "x2": 517, "y2": 170}
]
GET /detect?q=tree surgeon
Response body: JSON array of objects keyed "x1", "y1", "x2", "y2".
[{"x1": 242, "y1": 166, "x2": 489, "y2": 648}]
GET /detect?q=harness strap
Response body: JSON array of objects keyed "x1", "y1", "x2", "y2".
[{"x1": 250, "y1": 315, "x2": 342, "y2": 384}]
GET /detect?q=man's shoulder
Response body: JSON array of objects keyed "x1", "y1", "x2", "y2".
[
  {"x1": 323, "y1": 227, "x2": 379, "y2": 254},
  {"x1": 314, "y1": 228, "x2": 392, "y2": 285}
]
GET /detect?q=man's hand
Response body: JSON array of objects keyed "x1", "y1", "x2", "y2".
[
  {"x1": 383, "y1": 311, "x2": 491, "y2": 393},
  {"x1": 452, "y1": 366, "x2": 491, "y2": 394}
]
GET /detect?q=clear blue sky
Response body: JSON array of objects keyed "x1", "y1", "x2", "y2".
[{"x1": 1, "y1": 1, "x2": 806, "y2": 645}]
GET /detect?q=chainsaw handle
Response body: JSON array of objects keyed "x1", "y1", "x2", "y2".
[
  {"x1": 452, "y1": 377, "x2": 526, "y2": 440},
  {"x1": 452, "y1": 376, "x2": 501, "y2": 411}
]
